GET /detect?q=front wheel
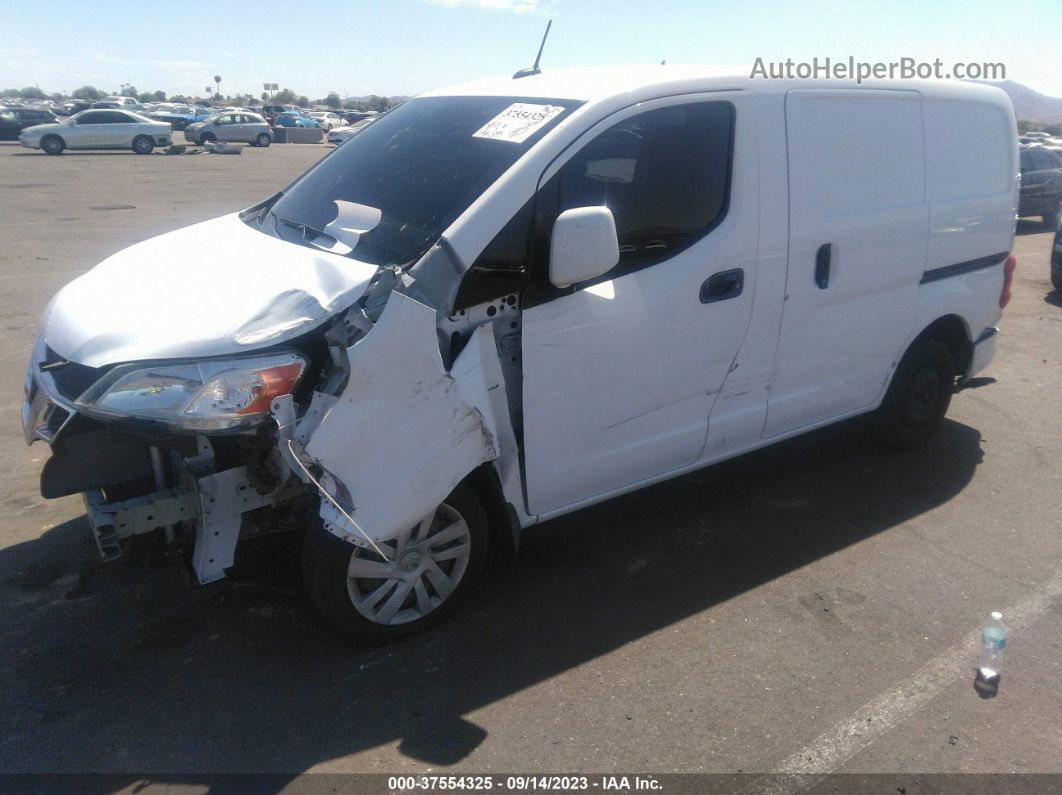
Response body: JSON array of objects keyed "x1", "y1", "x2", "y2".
[
  {"x1": 301, "y1": 484, "x2": 489, "y2": 643},
  {"x1": 254, "y1": 133, "x2": 271, "y2": 148},
  {"x1": 874, "y1": 339, "x2": 955, "y2": 449},
  {"x1": 41, "y1": 135, "x2": 64, "y2": 155},
  {"x1": 198, "y1": 132, "x2": 216, "y2": 146},
  {"x1": 131, "y1": 135, "x2": 153, "y2": 154}
]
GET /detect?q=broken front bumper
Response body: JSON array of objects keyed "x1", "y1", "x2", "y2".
[
  {"x1": 82, "y1": 466, "x2": 275, "y2": 583},
  {"x1": 24, "y1": 336, "x2": 281, "y2": 584}
]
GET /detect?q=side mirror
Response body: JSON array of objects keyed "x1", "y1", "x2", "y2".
[{"x1": 549, "y1": 206, "x2": 620, "y2": 288}]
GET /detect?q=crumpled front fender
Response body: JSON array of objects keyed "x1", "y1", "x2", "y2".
[{"x1": 293, "y1": 291, "x2": 503, "y2": 548}]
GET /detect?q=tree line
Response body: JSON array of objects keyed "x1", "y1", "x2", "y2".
[{"x1": 4, "y1": 84, "x2": 399, "y2": 112}]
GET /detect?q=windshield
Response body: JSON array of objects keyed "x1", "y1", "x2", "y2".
[{"x1": 264, "y1": 95, "x2": 580, "y2": 267}]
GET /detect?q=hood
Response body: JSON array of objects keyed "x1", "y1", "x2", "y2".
[{"x1": 43, "y1": 213, "x2": 379, "y2": 368}]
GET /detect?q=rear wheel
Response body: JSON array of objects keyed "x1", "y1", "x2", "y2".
[
  {"x1": 874, "y1": 339, "x2": 955, "y2": 449},
  {"x1": 1044, "y1": 200, "x2": 1062, "y2": 229},
  {"x1": 302, "y1": 484, "x2": 489, "y2": 643},
  {"x1": 254, "y1": 133, "x2": 271, "y2": 148},
  {"x1": 41, "y1": 135, "x2": 64, "y2": 155},
  {"x1": 131, "y1": 135, "x2": 153, "y2": 154}
]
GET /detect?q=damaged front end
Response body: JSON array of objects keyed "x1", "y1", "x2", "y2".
[
  {"x1": 23, "y1": 331, "x2": 321, "y2": 583},
  {"x1": 23, "y1": 93, "x2": 571, "y2": 598},
  {"x1": 24, "y1": 262, "x2": 519, "y2": 587}
]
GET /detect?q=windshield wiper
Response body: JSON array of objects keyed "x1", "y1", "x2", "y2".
[
  {"x1": 239, "y1": 191, "x2": 283, "y2": 229},
  {"x1": 276, "y1": 215, "x2": 334, "y2": 244}
]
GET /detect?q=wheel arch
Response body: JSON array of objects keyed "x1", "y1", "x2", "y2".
[
  {"x1": 462, "y1": 462, "x2": 521, "y2": 560},
  {"x1": 913, "y1": 314, "x2": 973, "y2": 379}
]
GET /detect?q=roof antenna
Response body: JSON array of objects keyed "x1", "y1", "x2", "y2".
[{"x1": 513, "y1": 19, "x2": 552, "y2": 79}]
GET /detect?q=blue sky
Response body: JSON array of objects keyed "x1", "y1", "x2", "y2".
[{"x1": 1, "y1": 0, "x2": 1059, "y2": 99}]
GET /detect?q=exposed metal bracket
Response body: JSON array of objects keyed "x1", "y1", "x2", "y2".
[
  {"x1": 192, "y1": 467, "x2": 276, "y2": 584},
  {"x1": 84, "y1": 486, "x2": 200, "y2": 561}
]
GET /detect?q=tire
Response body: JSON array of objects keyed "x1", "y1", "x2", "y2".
[
  {"x1": 1052, "y1": 268, "x2": 1062, "y2": 293},
  {"x1": 302, "y1": 483, "x2": 489, "y2": 643},
  {"x1": 1044, "y1": 200, "x2": 1061, "y2": 229},
  {"x1": 131, "y1": 135, "x2": 153, "y2": 155},
  {"x1": 255, "y1": 133, "x2": 271, "y2": 148},
  {"x1": 41, "y1": 135, "x2": 64, "y2": 155},
  {"x1": 198, "y1": 132, "x2": 216, "y2": 146},
  {"x1": 874, "y1": 339, "x2": 956, "y2": 449}
]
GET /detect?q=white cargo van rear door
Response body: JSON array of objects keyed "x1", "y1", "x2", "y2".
[{"x1": 764, "y1": 89, "x2": 927, "y2": 437}]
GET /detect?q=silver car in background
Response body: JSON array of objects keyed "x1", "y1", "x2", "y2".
[
  {"x1": 183, "y1": 112, "x2": 273, "y2": 147},
  {"x1": 19, "y1": 109, "x2": 172, "y2": 155}
]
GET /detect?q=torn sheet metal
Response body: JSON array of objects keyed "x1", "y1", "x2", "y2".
[{"x1": 302, "y1": 292, "x2": 500, "y2": 546}]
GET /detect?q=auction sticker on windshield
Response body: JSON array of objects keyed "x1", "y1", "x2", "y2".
[{"x1": 473, "y1": 103, "x2": 566, "y2": 143}]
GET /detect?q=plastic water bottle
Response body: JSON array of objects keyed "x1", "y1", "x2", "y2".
[{"x1": 978, "y1": 611, "x2": 1007, "y2": 680}]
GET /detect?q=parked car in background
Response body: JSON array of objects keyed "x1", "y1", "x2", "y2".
[
  {"x1": 150, "y1": 105, "x2": 214, "y2": 131},
  {"x1": 326, "y1": 117, "x2": 375, "y2": 144},
  {"x1": 261, "y1": 104, "x2": 299, "y2": 125},
  {"x1": 339, "y1": 110, "x2": 378, "y2": 125},
  {"x1": 1019, "y1": 146, "x2": 1062, "y2": 226},
  {"x1": 0, "y1": 106, "x2": 59, "y2": 140},
  {"x1": 184, "y1": 112, "x2": 273, "y2": 147},
  {"x1": 102, "y1": 96, "x2": 142, "y2": 110},
  {"x1": 55, "y1": 100, "x2": 92, "y2": 116},
  {"x1": 310, "y1": 112, "x2": 345, "y2": 130},
  {"x1": 274, "y1": 111, "x2": 318, "y2": 128},
  {"x1": 18, "y1": 109, "x2": 171, "y2": 155}
]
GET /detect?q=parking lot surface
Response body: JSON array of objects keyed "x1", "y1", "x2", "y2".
[{"x1": 0, "y1": 141, "x2": 1059, "y2": 781}]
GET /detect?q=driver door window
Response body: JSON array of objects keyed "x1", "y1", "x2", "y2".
[{"x1": 553, "y1": 102, "x2": 733, "y2": 279}]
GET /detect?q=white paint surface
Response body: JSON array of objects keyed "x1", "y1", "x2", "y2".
[{"x1": 43, "y1": 213, "x2": 378, "y2": 367}]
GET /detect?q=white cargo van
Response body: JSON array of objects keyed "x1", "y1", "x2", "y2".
[{"x1": 23, "y1": 67, "x2": 1018, "y2": 641}]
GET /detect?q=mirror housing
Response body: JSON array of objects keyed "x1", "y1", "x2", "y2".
[{"x1": 549, "y1": 206, "x2": 620, "y2": 288}]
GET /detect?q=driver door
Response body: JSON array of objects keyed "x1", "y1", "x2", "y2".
[{"x1": 520, "y1": 93, "x2": 758, "y2": 516}]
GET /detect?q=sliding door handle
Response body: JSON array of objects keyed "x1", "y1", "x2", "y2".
[{"x1": 815, "y1": 243, "x2": 833, "y2": 289}]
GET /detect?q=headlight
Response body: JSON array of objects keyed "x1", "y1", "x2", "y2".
[{"x1": 75, "y1": 352, "x2": 306, "y2": 431}]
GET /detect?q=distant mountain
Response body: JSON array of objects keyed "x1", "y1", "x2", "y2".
[{"x1": 979, "y1": 80, "x2": 1062, "y2": 124}]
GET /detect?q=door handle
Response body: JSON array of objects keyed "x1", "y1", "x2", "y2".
[
  {"x1": 815, "y1": 243, "x2": 832, "y2": 289},
  {"x1": 700, "y1": 268, "x2": 744, "y2": 304}
]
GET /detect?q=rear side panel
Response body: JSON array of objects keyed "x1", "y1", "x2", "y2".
[
  {"x1": 765, "y1": 89, "x2": 927, "y2": 437},
  {"x1": 913, "y1": 96, "x2": 1016, "y2": 352}
]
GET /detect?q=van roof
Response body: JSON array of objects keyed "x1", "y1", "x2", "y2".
[{"x1": 421, "y1": 65, "x2": 1012, "y2": 107}]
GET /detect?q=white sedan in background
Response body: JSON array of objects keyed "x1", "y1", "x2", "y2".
[
  {"x1": 19, "y1": 109, "x2": 172, "y2": 155},
  {"x1": 326, "y1": 117, "x2": 375, "y2": 145},
  {"x1": 310, "y1": 112, "x2": 345, "y2": 131}
]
